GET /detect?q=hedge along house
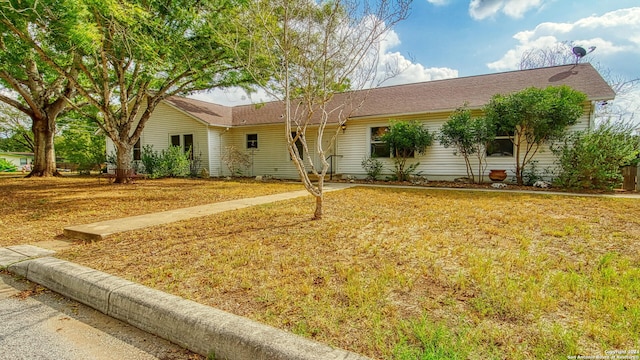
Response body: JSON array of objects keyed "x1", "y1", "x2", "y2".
[{"x1": 107, "y1": 63, "x2": 615, "y2": 181}]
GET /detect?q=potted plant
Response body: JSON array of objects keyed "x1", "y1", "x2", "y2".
[{"x1": 488, "y1": 169, "x2": 507, "y2": 182}]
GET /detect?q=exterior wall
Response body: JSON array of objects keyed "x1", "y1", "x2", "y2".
[
  {"x1": 336, "y1": 102, "x2": 594, "y2": 182},
  {"x1": 106, "y1": 102, "x2": 212, "y2": 174},
  {"x1": 0, "y1": 154, "x2": 32, "y2": 168},
  {"x1": 113, "y1": 99, "x2": 595, "y2": 181},
  {"x1": 139, "y1": 102, "x2": 211, "y2": 173},
  {"x1": 222, "y1": 124, "x2": 337, "y2": 179}
]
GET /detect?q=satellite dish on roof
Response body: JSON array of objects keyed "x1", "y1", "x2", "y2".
[
  {"x1": 572, "y1": 46, "x2": 596, "y2": 64},
  {"x1": 572, "y1": 46, "x2": 587, "y2": 58}
]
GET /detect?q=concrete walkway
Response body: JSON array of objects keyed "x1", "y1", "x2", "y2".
[{"x1": 63, "y1": 183, "x2": 356, "y2": 242}]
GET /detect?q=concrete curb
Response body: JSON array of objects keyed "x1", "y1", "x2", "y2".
[
  {"x1": 8, "y1": 257, "x2": 370, "y2": 360},
  {"x1": 0, "y1": 245, "x2": 56, "y2": 268}
]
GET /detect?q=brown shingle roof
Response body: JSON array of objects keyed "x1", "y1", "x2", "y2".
[
  {"x1": 163, "y1": 96, "x2": 233, "y2": 127},
  {"x1": 169, "y1": 63, "x2": 615, "y2": 126},
  {"x1": 350, "y1": 63, "x2": 615, "y2": 118}
]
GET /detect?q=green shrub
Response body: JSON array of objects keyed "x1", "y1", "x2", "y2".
[
  {"x1": 140, "y1": 145, "x2": 190, "y2": 178},
  {"x1": 157, "y1": 146, "x2": 190, "y2": 177},
  {"x1": 523, "y1": 160, "x2": 544, "y2": 186},
  {"x1": 361, "y1": 155, "x2": 383, "y2": 180},
  {"x1": 439, "y1": 106, "x2": 495, "y2": 183},
  {"x1": 381, "y1": 120, "x2": 434, "y2": 181},
  {"x1": 552, "y1": 121, "x2": 640, "y2": 190},
  {"x1": 140, "y1": 144, "x2": 161, "y2": 177},
  {"x1": 0, "y1": 158, "x2": 17, "y2": 172}
]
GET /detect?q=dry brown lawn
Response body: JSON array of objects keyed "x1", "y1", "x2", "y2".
[
  {"x1": 2, "y1": 176, "x2": 639, "y2": 359},
  {"x1": 0, "y1": 176, "x2": 302, "y2": 247}
]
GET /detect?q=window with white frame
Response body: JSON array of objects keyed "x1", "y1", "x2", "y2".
[
  {"x1": 133, "y1": 139, "x2": 141, "y2": 161},
  {"x1": 247, "y1": 134, "x2": 258, "y2": 149},
  {"x1": 487, "y1": 131, "x2": 514, "y2": 157},
  {"x1": 169, "y1": 134, "x2": 194, "y2": 159},
  {"x1": 170, "y1": 135, "x2": 181, "y2": 147},
  {"x1": 370, "y1": 126, "x2": 390, "y2": 158}
]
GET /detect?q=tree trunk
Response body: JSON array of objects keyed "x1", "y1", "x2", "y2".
[
  {"x1": 26, "y1": 115, "x2": 59, "y2": 177},
  {"x1": 514, "y1": 137, "x2": 523, "y2": 185},
  {"x1": 114, "y1": 142, "x2": 134, "y2": 184},
  {"x1": 313, "y1": 193, "x2": 323, "y2": 220}
]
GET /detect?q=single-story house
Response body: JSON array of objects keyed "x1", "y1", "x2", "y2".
[
  {"x1": 0, "y1": 152, "x2": 33, "y2": 170},
  {"x1": 108, "y1": 63, "x2": 615, "y2": 181}
]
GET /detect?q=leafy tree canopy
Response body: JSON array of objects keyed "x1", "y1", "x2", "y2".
[
  {"x1": 382, "y1": 119, "x2": 434, "y2": 158},
  {"x1": 483, "y1": 85, "x2": 587, "y2": 185},
  {"x1": 0, "y1": 105, "x2": 33, "y2": 152},
  {"x1": 382, "y1": 119, "x2": 434, "y2": 181},
  {"x1": 4, "y1": 0, "x2": 255, "y2": 182},
  {"x1": 0, "y1": 0, "x2": 87, "y2": 176},
  {"x1": 439, "y1": 106, "x2": 495, "y2": 183},
  {"x1": 485, "y1": 86, "x2": 586, "y2": 144}
]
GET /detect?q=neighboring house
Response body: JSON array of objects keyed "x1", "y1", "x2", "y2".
[
  {"x1": 0, "y1": 152, "x2": 34, "y2": 170},
  {"x1": 107, "y1": 63, "x2": 615, "y2": 181}
]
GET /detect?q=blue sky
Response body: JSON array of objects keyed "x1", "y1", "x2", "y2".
[
  {"x1": 393, "y1": 0, "x2": 639, "y2": 78},
  {"x1": 194, "y1": 0, "x2": 640, "y2": 118}
]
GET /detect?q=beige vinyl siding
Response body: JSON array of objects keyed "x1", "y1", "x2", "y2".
[
  {"x1": 338, "y1": 113, "x2": 471, "y2": 180},
  {"x1": 142, "y1": 103, "x2": 209, "y2": 165},
  {"x1": 336, "y1": 103, "x2": 593, "y2": 181},
  {"x1": 106, "y1": 102, "x2": 212, "y2": 174},
  {"x1": 0, "y1": 154, "x2": 30, "y2": 168},
  {"x1": 223, "y1": 124, "x2": 331, "y2": 179}
]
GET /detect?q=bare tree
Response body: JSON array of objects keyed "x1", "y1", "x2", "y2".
[
  {"x1": 519, "y1": 41, "x2": 639, "y2": 122},
  {"x1": 232, "y1": 0, "x2": 410, "y2": 219},
  {"x1": 519, "y1": 41, "x2": 577, "y2": 70}
]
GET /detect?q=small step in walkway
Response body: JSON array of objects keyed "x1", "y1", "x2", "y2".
[{"x1": 64, "y1": 183, "x2": 356, "y2": 242}]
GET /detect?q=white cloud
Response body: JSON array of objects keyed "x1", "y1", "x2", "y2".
[
  {"x1": 602, "y1": 88, "x2": 640, "y2": 127},
  {"x1": 375, "y1": 29, "x2": 458, "y2": 86},
  {"x1": 427, "y1": 0, "x2": 449, "y2": 6},
  {"x1": 488, "y1": 7, "x2": 640, "y2": 71},
  {"x1": 378, "y1": 51, "x2": 458, "y2": 86},
  {"x1": 189, "y1": 87, "x2": 274, "y2": 107},
  {"x1": 469, "y1": 0, "x2": 544, "y2": 20}
]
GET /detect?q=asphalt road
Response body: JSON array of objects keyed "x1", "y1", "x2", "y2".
[{"x1": 0, "y1": 271, "x2": 203, "y2": 360}]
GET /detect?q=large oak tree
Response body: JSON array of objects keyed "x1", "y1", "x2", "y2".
[
  {"x1": 0, "y1": 1, "x2": 83, "y2": 176},
  {"x1": 5, "y1": 0, "x2": 252, "y2": 183}
]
